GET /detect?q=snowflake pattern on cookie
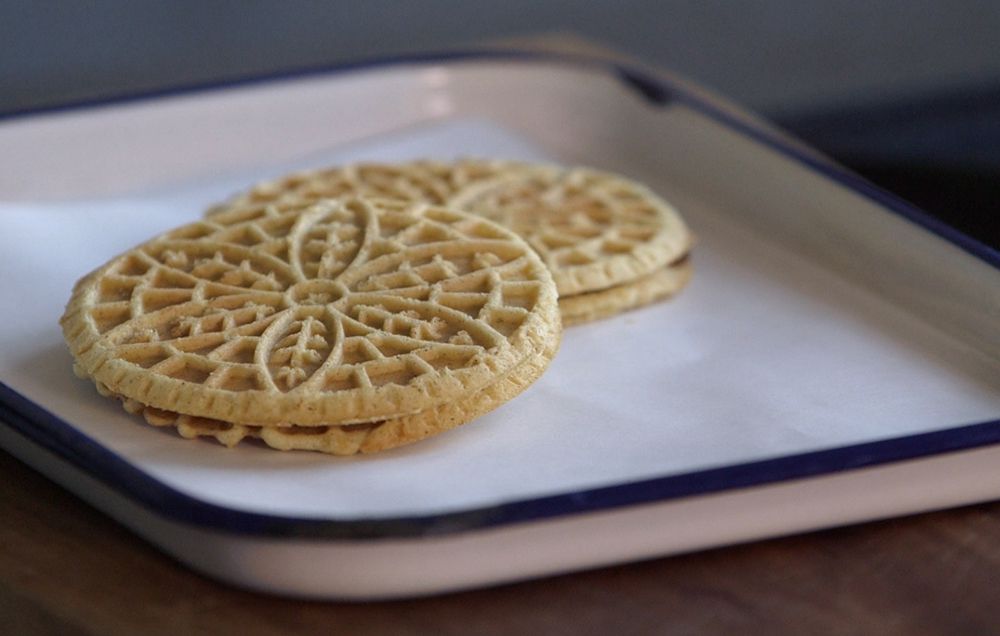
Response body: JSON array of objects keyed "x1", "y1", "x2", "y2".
[{"x1": 62, "y1": 198, "x2": 559, "y2": 428}]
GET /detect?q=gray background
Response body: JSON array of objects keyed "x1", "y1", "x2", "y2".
[
  {"x1": 3, "y1": 1, "x2": 999, "y2": 118},
  {"x1": 4, "y1": 1, "x2": 998, "y2": 246}
]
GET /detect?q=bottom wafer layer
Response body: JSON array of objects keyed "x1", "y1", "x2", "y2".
[
  {"x1": 98, "y1": 338, "x2": 558, "y2": 455},
  {"x1": 558, "y1": 260, "x2": 693, "y2": 327}
]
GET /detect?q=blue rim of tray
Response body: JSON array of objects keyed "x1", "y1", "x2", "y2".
[{"x1": 1, "y1": 49, "x2": 997, "y2": 540}]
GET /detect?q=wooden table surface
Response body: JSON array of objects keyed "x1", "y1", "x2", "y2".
[
  {"x1": 3, "y1": 449, "x2": 1000, "y2": 635},
  {"x1": 4, "y1": 36, "x2": 999, "y2": 635}
]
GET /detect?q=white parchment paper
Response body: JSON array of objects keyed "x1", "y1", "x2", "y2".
[{"x1": 2, "y1": 119, "x2": 998, "y2": 519}]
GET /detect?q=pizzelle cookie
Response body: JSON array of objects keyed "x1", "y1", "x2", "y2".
[{"x1": 61, "y1": 197, "x2": 561, "y2": 454}]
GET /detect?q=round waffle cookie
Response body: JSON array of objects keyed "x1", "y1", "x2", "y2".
[
  {"x1": 448, "y1": 164, "x2": 692, "y2": 297},
  {"x1": 61, "y1": 197, "x2": 561, "y2": 454}
]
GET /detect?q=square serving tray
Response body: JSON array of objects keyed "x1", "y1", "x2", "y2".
[{"x1": 1, "y1": 51, "x2": 998, "y2": 599}]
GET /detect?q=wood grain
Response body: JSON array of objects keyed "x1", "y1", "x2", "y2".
[{"x1": 2, "y1": 449, "x2": 1000, "y2": 635}]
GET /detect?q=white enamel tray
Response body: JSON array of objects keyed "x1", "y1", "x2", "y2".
[{"x1": 1, "y1": 51, "x2": 998, "y2": 599}]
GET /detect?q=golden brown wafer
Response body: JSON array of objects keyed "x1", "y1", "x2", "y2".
[{"x1": 62, "y1": 197, "x2": 561, "y2": 452}]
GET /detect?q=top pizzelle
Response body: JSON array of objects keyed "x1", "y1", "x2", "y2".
[{"x1": 61, "y1": 197, "x2": 560, "y2": 427}]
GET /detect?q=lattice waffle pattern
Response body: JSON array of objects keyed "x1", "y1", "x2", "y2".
[
  {"x1": 62, "y1": 198, "x2": 561, "y2": 453},
  {"x1": 95, "y1": 340, "x2": 556, "y2": 455},
  {"x1": 206, "y1": 159, "x2": 693, "y2": 320},
  {"x1": 448, "y1": 165, "x2": 691, "y2": 296}
]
